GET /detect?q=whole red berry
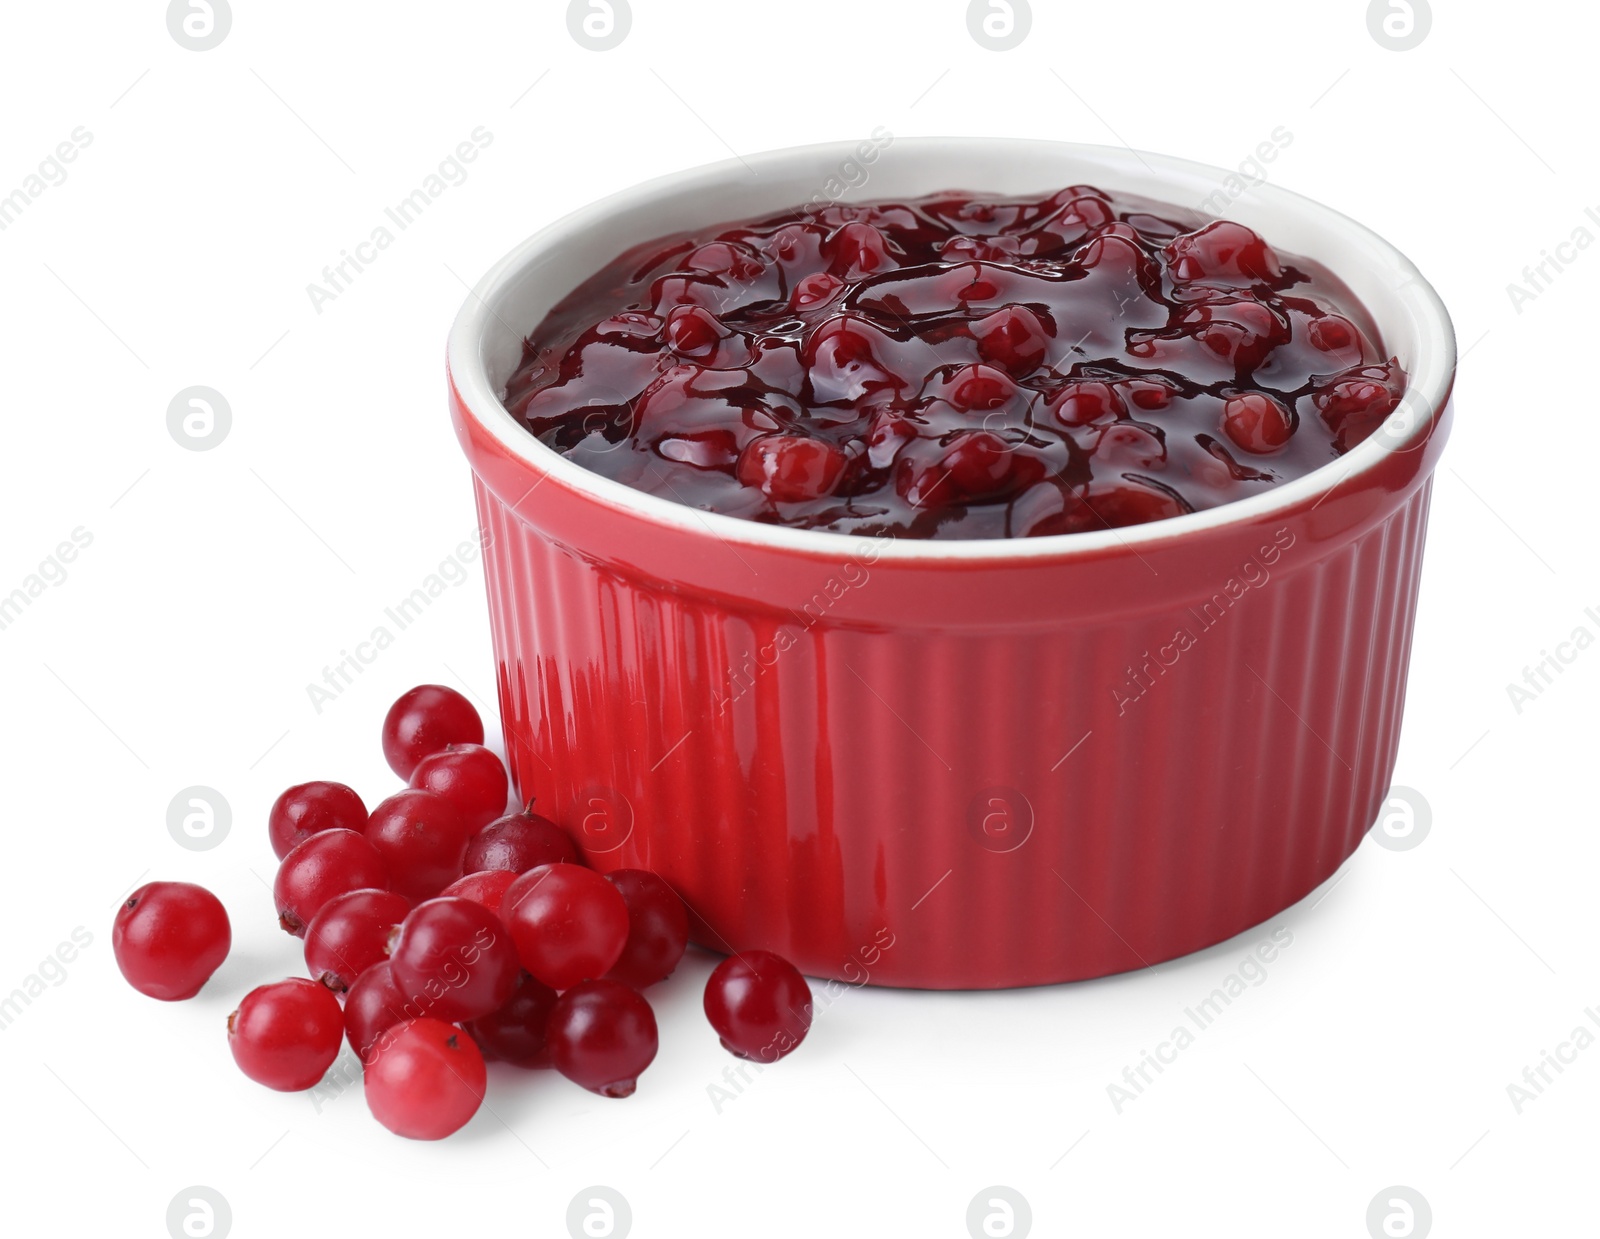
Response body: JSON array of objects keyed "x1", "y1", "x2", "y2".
[
  {"x1": 440, "y1": 868, "x2": 519, "y2": 912},
  {"x1": 364, "y1": 789, "x2": 471, "y2": 901},
  {"x1": 1222, "y1": 391, "x2": 1295, "y2": 453},
  {"x1": 365, "y1": 1018, "x2": 486, "y2": 1140},
  {"x1": 112, "y1": 881, "x2": 231, "y2": 1001},
  {"x1": 501, "y1": 864, "x2": 630, "y2": 991},
  {"x1": 546, "y1": 979, "x2": 658, "y2": 1097},
  {"x1": 382, "y1": 684, "x2": 484, "y2": 779},
  {"x1": 227, "y1": 977, "x2": 344, "y2": 1091},
  {"x1": 344, "y1": 961, "x2": 428, "y2": 1062},
  {"x1": 704, "y1": 950, "x2": 813, "y2": 1063},
  {"x1": 465, "y1": 971, "x2": 559, "y2": 1067},
  {"x1": 274, "y1": 829, "x2": 388, "y2": 937},
  {"x1": 408, "y1": 744, "x2": 509, "y2": 831},
  {"x1": 604, "y1": 870, "x2": 689, "y2": 989},
  {"x1": 463, "y1": 805, "x2": 578, "y2": 874},
  {"x1": 267, "y1": 781, "x2": 367, "y2": 861},
  {"x1": 302, "y1": 888, "x2": 411, "y2": 993},
  {"x1": 388, "y1": 897, "x2": 520, "y2": 1023}
]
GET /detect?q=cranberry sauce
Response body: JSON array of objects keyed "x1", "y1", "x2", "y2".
[{"x1": 502, "y1": 186, "x2": 1405, "y2": 539}]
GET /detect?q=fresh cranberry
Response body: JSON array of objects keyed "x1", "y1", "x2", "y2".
[
  {"x1": 736, "y1": 435, "x2": 847, "y2": 502},
  {"x1": 227, "y1": 978, "x2": 344, "y2": 1091},
  {"x1": 408, "y1": 743, "x2": 509, "y2": 832},
  {"x1": 267, "y1": 781, "x2": 367, "y2": 861},
  {"x1": 703, "y1": 950, "x2": 813, "y2": 1063},
  {"x1": 1164, "y1": 221, "x2": 1282, "y2": 283},
  {"x1": 1222, "y1": 392, "x2": 1295, "y2": 453},
  {"x1": 302, "y1": 888, "x2": 411, "y2": 993},
  {"x1": 381, "y1": 684, "x2": 484, "y2": 779},
  {"x1": 387, "y1": 896, "x2": 520, "y2": 1023},
  {"x1": 465, "y1": 972, "x2": 560, "y2": 1067},
  {"x1": 365, "y1": 1018, "x2": 486, "y2": 1140},
  {"x1": 112, "y1": 881, "x2": 230, "y2": 1001},
  {"x1": 274, "y1": 829, "x2": 388, "y2": 937},
  {"x1": 344, "y1": 961, "x2": 426, "y2": 1061},
  {"x1": 440, "y1": 867, "x2": 520, "y2": 911},
  {"x1": 364, "y1": 789, "x2": 472, "y2": 901},
  {"x1": 462, "y1": 804, "x2": 579, "y2": 874},
  {"x1": 604, "y1": 870, "x2": 690, "y2": 989},
  {"x1": 501, "y1": 863, "x2": 630, "y2": 991},
  {"x1": 546, "y1": 979, "x2": 659, "y2": 1097}
]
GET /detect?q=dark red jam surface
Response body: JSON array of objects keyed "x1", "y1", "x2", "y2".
[{"x1": 503, "y1": 187, "x2": 1406, "y2": 539}]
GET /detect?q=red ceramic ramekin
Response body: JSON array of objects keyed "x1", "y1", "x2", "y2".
[{"x1": 447, "y1": 138, "x2": 1454, "y2": 989}]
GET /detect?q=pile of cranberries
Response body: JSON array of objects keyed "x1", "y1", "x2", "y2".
[
  {"x1": 505, "y1": 185, "x2": 1407, "y2": 538},
  {"x1": 112, "y1": 683, "x2": 814, "y2": 1140}
]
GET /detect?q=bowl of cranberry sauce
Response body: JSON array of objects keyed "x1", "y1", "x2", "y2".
[
  {"x1": 504, "y1": 187, "x2": 1404, "y2": 540},
  {"x1": 449, "y1": 139, "x2": 1454, "y2": 989}
]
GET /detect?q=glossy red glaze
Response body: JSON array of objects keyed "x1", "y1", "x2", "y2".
[{"x1": 448, "y1": 140, "x2": 1456, "y2": 989}]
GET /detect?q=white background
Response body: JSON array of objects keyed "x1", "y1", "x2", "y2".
[{"x1": 1, "y1": 1, "x2": 1592, "y2": 1236}]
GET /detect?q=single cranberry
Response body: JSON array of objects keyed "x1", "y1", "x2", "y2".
[
  {"x1": 604, "y1": 870, "x2": 690, "y2": 989},
  {"x1": 408, "y1": 743, "x2": 509, "y2": 832},
  {"x1": 274, "y1": 829, "x2": 388, "y2": 937},
  {"x1": 546, "y1": 979, "x2": 659, "y2": 1097},
  {"x1": 1307, "y1": 313, "x2": 1360, "y2": 354},
  {"x1": 501, "y1": 863, "x2": 630, "y2": 991},
  {"x1": 790, "y1": 271, "x2": 843, "y2": 311},
  {"x1": 465, "y1": 972, "x2": 560, "y2": 1067},
  {"x1": 267, "y1": 781, "x2": 367, "y2": 861},
  {"x1": 1315, "y1": 365, "x2": 1401, "y2": 451},
  {"x1": 227, "y1": 978, "x2": 344, "y2": 1092},
  {"x1": 1094, "y1": 422, "x2": 1167, "y2": 469},
  {"x1": 825, "y1": 221, "x2": 897, "y2": 280},
  {"x1": 112, "y1": 881, "x2": 231, "y2": 1001},
  {"x1": 803, "y1": 314, "x2": 909, "y2": 405},
  {"x1": 463, "y1": 805, "x2": 579, "y2": 874},
  {"x1": 703, "y1": 950, "x2": 813, "y2": 1063},
  {"x1": 737, "y1": 435, "x2": 847, "y2": 502},
  {"x1": 898, "y1": 431, "x2": 1044, "y2": 507},
  {"x1": 1083, "y1": 480, "x2": 1191, "y2": 528},
  {"x1": 1164, "y1": 220, "x2": 1282, "y2": 283},
  {"x1": 344, "y1": 960, "x2": 426, "y2": 1061},
  {"x1": 440, "y1": 868, "x2": 520, "y2": 911},
  {"x1": 685, "y1": 241, "x2": 765, "y2": 281},
  {"x1": 364, "y1": 789, "x2": 472, "y2": 901},
  {"x1": 1222, "y1": 392, "x2": 1295, "y2": 453},
  {"x1": 945, "y1": 363, "x2": 1018, "y2": 412},
  {"x1": 1048, "y1": 379, "x2": 1125, "y2": 427},
  {"x1": 1179, "y1": 297, "x2": 1288, "y2": 370},
  {"x1": 302, "y1": 888, "x2": 411, "y2": 993},
  {"x1": 665, "y1": 304, "x2": 727, "y2": 358},
  {"x1": 365, "y1": 1018, "x2": 486, "y2": 1140},
  {"x1": 388, "y1": 896, "x2": 521, "y2": 1023},
  {"x1": 381, "y1": 684, "x2": 484, "y2": 779},
  {"x1": 1075, "y1": 226, "x2": 1159, "y2": 288},
  {"x1": 971, "y1": 305, "x2": 1050, "y2": 376},
  {"x1": 1121, "y1": 376, "x2": 1178, "y2": 411}
]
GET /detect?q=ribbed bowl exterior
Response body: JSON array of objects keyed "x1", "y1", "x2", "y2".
[{"x1": 455, "y1": 380, "x2": 1448, "y2": 989}]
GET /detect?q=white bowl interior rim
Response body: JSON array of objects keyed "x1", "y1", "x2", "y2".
[{"x1": 447, "y1": 137, "x2": 1455, "y2": 562}]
